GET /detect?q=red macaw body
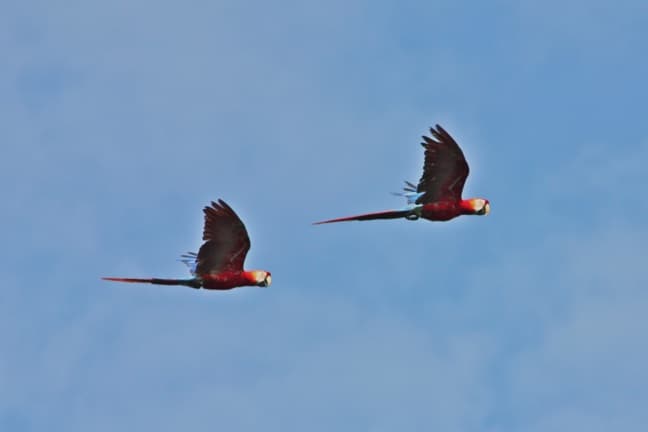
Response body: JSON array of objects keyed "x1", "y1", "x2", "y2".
[
  {"x1": 200, "y1": 271, "x2": 268, "y2": 290},
  {"x1": 103, "y1": 200, "x2": 271, "y2": 291},
  {"x1": 314, "y1": 124, "x2": 490, "y2": 225},
  {"x1": 423, "y1": 200, "x2": 477, "y2": 221}
]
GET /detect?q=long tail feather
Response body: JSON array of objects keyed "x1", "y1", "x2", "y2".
[
  {"x1": 102, "y1": 277, "x2": 200, "y2": 288},
  {"x1": 313, "y1": 209, "x2": 413, "y2": 225}
]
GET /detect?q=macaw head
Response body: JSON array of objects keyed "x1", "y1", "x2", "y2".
[
  {"x1": 250, "y1": 270, "x2": 272, "y2": 287},
  {"x1": 465, "y1": 198, "x2": 490, "y2": 216}
]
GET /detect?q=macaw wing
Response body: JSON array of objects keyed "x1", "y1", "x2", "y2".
[
  {"x1": 195, "y1": 200, "x2": 251, "y2": 275},
  {"x1": 179, "y1": 252, "x2": 198, "y2": 275},
  {"x1": 412, "y1": 124, "x2": 469, "y2": 204}
]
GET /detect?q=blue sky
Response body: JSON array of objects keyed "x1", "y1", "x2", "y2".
[{"x1": 3, "y1": 0, "x2": 648, "y2": 430}]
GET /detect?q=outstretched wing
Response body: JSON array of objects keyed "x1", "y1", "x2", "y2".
[
  {"x1": 407, "y1": 124, "x2": 470, "y2": 204},
  {"x1": 194, "y1": 200, "x2": 251, "y2": 275}
]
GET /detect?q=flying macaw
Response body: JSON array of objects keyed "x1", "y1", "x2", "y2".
[
  {"x1": 103, "y1": 199, "x2": 271, "y2": 290},
  {"x1": 314, "y1": 124, "x2": 490, "y2": 224}
]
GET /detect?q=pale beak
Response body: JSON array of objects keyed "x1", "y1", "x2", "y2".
[{"x1": 483, "y1": 202, "x2": 490, "y2": 215}]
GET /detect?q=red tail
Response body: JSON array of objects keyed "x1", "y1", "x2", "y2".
[
  {"x1": 313, "y1": 209, "x2": 412, "y2": 225},
  {"x1": 102, "y1": 277, "x2": 200, "y2": 288}
]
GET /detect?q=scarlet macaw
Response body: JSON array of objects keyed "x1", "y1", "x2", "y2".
[
  {"x1": 103, "y1": 199, "x2": 271, "y2": 290},
  {"x1": 314, "y1": 124, "x2": 490, "y2": 224}
]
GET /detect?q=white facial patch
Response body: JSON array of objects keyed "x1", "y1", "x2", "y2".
[
  {"x1": 473, "y1": 199, "x2": 485, "y2": 211},
  {"x1": 255, "y1": 272, "x2": 266, "y2": 283}
]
